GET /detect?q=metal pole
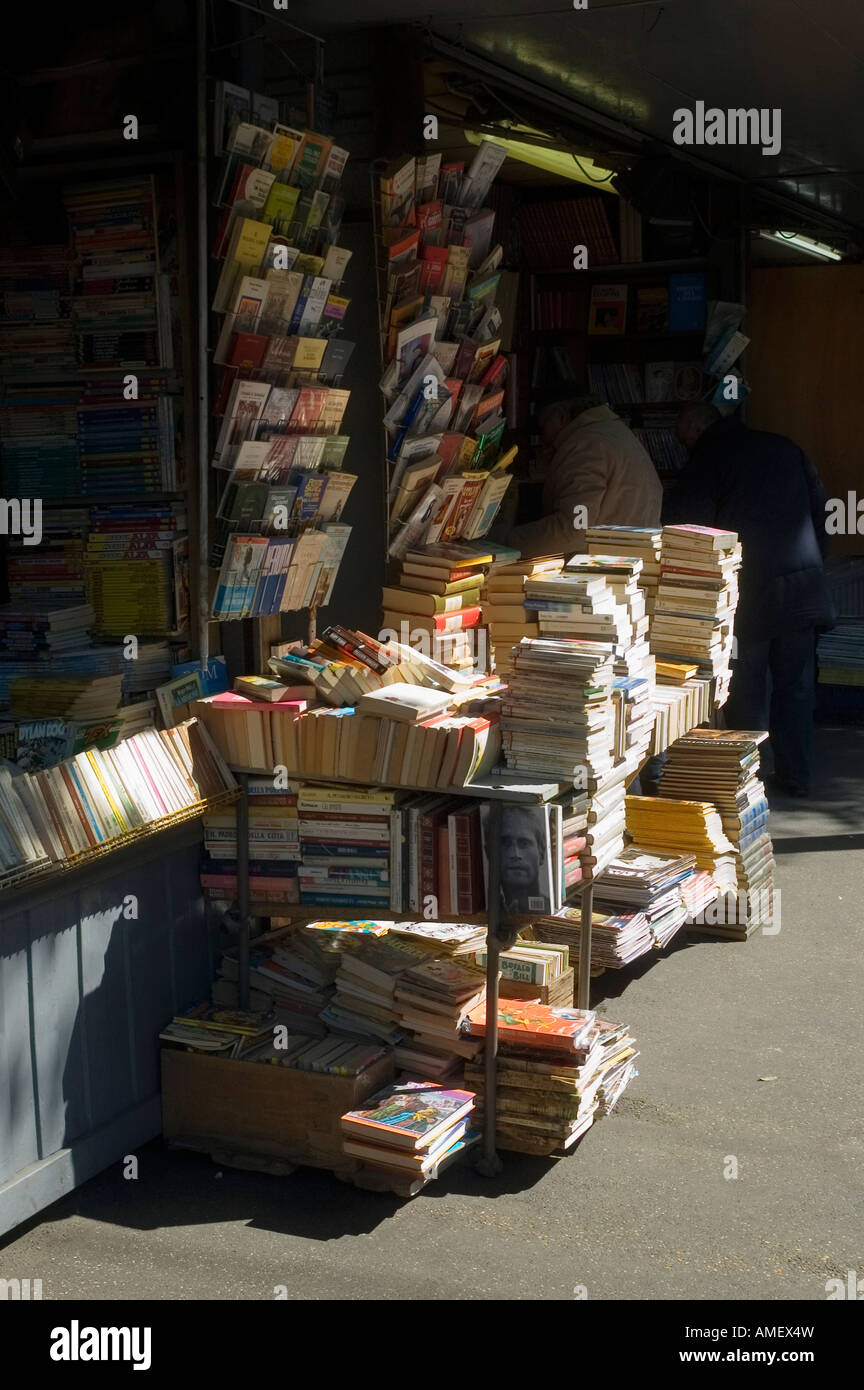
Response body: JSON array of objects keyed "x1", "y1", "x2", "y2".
[
  {"x1": 578, "y1": 880, "x2": 594, "y2": 1011},
  {"x1": 236, "y1": 772, "x2": 250, "y2": 1010},
  {"x1": 477, "y1": 799, "x2": 503, "y2": 1177},
  {"x1": 196, "y1": 0, "x2": 210, "y2": 668}
]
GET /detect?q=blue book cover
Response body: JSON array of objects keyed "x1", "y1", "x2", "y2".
[
  {"x1": 669, "y1": 273, "x2": 707, "y2": 332},
  {"x1": 171, "y1": 656, "x2": 228, "y2": 695}
]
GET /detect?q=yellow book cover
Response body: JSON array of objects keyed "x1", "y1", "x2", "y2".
[{"x1": 292, "y1": 337, "x2": 327, "y2": 371}]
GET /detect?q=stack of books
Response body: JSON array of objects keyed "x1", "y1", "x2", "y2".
[
  {"x1": 659, "y1": 729, "x2": 775, "y2": 936},
  {"x1": 463, "y1": 1000, "x2": 638, "y2": 1154},
  {"x1": 0, "y1": 245, "x2": 76, "y2": 381},
  {"x1": 298, "y1": 784, "x2": 400, "y2": 911},
  {"x1": 65, "y1": 179, "x2": 164, "y2": 371},
  {"x1": 321, "y1": 931, "x2": 441, "y2": 1044},
  {"x1": 382, "y1": 547, "x2": 487, "y2": 672},
  {"x1": 13, "y1": 703, "x2": 156, "y2": 774},
  {"x1": 85, "y1": 505, "x2": 188, "y2": 637},
  {"x1": 594, "y1": 1019, "x2": 641, "y2": 1116},
  {"x1": 563, "y1": 554, "x2": 656, "y2": 769},
  {"x1": 160, "y1": 1004, "x2": 276, "y2": 1057},
  {"x1": 499, "y1": 636, "x2": 615, "y2": 782},
  {"x1": 388, "y1": 920, "x2": 487, "y2": 954},
  {"x1": 648, "y1": 676, "x2": 714, "y2": 755},
  {"x1": 580, "y1": 768, "x2": 628, "y2": 882},
  {"x1": 517, "y1": 572, "x2": 648, "y2": 875},
  {"x1": 480, "y1": 941, "x2": 574, "y2": 1006},
  {"x1": 680, "y1": 868, "x2": 722, "y2": 923},
  {"x1": 233, "y1": 945, "x2": 333, "y2": 1037},
  {"x1": 214, "y1": 923, "x2": 351, "y2": 1027},
  {"x1": 554, "y1": 792, "x2": 589, "y2": 897},
  {"x1": 77, "y1": 380, "x2": 176, "y2": 497},
  {"x1": 818, "y1": 620, "x2": 864, "y2": 687},
  {"x1": 650, "y1": 525, "x2": 742, "y2": 704},
  {"x1": 8, "y1": 672, "x2": 124, "y2": 722},
  {"x1": 480, "y1": 556, "x2": 564, "y2": 666},
  {"x1": 0, "y1": 387, "x2": 79, "y2": 498},
  {"x1": 625, "y1": 795, "x2": 737, "y2": 897},
  {"x1": 586, "y1": 526, "x2": 662, "y2": 615},
  {"x1": 534, "y1": 904, "x2": 654, "y2": 971},
  {"x1": 0, "y1": 602, "x2": 94, "y2": 661},
  {"x1": 592, "y1": 846, "x2": 695, "y2": 950},
  {"x1": 340, "y1": 1081, "x2": 478, "y2": 1194},
  {"x1": 394, "y1": 955, "x2": 486, "y2": 1079},
  {"x1": 203, "y1": 776, "x2": 301, "y2": 902}
]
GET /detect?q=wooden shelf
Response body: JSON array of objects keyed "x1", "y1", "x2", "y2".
[
  {"x1": 229, "y1": 765, "x2": 572, "y2": 805},
  {"x1": 530, "y1": 258, "x2": 708, "y2": 277}
]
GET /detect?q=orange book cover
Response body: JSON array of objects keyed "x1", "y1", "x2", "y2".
[{"x1": 464, "y1": 1000, "x2": 596, "y2": 1048}]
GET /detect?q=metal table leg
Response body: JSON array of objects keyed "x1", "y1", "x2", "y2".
[
  {"x1": 236, "y1": 772, "x2": 250, "y2": 1011},
  {"x1": 477, "y1": 799, "x2": 503, "y2": 1177},
  {"x1": 578, "y1": 880, "x2": 594, "y2": 1011}
]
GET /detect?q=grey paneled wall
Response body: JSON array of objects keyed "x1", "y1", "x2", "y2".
[{"x1": 0, "y1": 828, "x2": 215, "y2": 1237}]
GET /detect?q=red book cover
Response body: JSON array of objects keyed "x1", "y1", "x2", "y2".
[
  {"x1": 453, "y1": 803, "x2": 484, "y2": 914},
  {"x1": 443, "y1": 480, "x2": 485, "y2": 543},
  {"x1": 419, "y1": 245, "x2": 448, "y2": 293},
  {"x1": 479, "y1": 354, "x2": 508, "y2": 392},
  {"x1": 430, "y1": 605, "x2": 482, "y2": 632},
  {"x1": 434, "y1": 433, "x2": 466, "y2": 476},
  {"x1": 416, "y1": 201, "x2": 443, "y2": 241},
  {"x1": 203, "y1": 692, "x2": 308, "y2": 715},
  {"x1": 229, "y1": 332, "x2": 269, "y2": 369},
  {"x1": 473, "y1": 390, "x2": 504, "y2": 430},
  {"x1": 289, "y1": 388, "x2": 328, "y2": 432},
  {"x1": 436, "y1": 823, "x2": 452, "y2": 915},
  {"x1": 213, "y1": 364, "x2": 241, "y2": 417}
]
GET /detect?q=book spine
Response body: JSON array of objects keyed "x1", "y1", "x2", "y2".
[{"x1": 418, "y1": 808, "x2": 438, "y2": 907}]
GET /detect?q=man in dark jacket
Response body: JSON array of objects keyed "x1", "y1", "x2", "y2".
[{"x1": 664, "y1": 404, "x2": 833, "y2": 795}]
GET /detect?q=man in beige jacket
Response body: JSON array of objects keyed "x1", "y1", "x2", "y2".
[{"x1": 502, "y1": 392, "x2": 663, "y2": 560}]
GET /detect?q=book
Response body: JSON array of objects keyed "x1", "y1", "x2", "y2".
[
  {"x1": 355, "y1": 684, "x2": 452, "y2": 724},
  {"x1": 669, "y1": 272, "x2": 707, "y2": 332},
  {"x1": 340, "y1": 1083, "x2": 475, "y2": 1151},
  {"x1": 588, "y1": 284, "x2": 627, "y2": 334}
]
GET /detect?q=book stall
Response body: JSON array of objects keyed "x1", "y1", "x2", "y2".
[
  {"x1": 0, "y1": 46, "x2": 784, "y2": 1229},
  {"x1": 157, "y1": 519, "x2": 775, "y2": 1192},
  {"x1": 158, "y1": 118, "x2": 777, "y2": 1197}
]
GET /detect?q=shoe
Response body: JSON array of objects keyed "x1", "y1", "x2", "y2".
[{"x1": 767, "y1": 773, "x2": 809, "y2": 797}]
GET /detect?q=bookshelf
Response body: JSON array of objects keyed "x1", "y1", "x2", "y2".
[
  {"x1": 0, "y1": 152, "x2": 197, "y2": 751},
  {"x1": 510, "y1": 184, "x2": 719, "y2": 479},
  {"x1": 225, "y1": 763, "x2": 590, "y2": 1176}
]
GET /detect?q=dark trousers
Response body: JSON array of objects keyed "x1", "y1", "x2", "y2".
[{"x1": 724, "y1": 630, "x2": 816, "y2": 791}]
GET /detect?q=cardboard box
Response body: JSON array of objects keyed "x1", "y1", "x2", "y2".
[{"x1": 161, "y1": 1048, "x2": 395, "y2": 1170}]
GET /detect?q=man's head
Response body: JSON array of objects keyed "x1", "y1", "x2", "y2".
[
  {"x1": 676, "y1": 401, "x2": 722, "y2": 450},
  {"x1": 536, "y1": 389, "x2": 602, "y2": 449},
  {"x1": 499, "y1": 806, "x2": 544, "y2": 892}
]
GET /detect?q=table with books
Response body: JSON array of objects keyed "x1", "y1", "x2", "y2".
[{"x1": 221, "y1": 766, "x2": 580, "y2": 1176}]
